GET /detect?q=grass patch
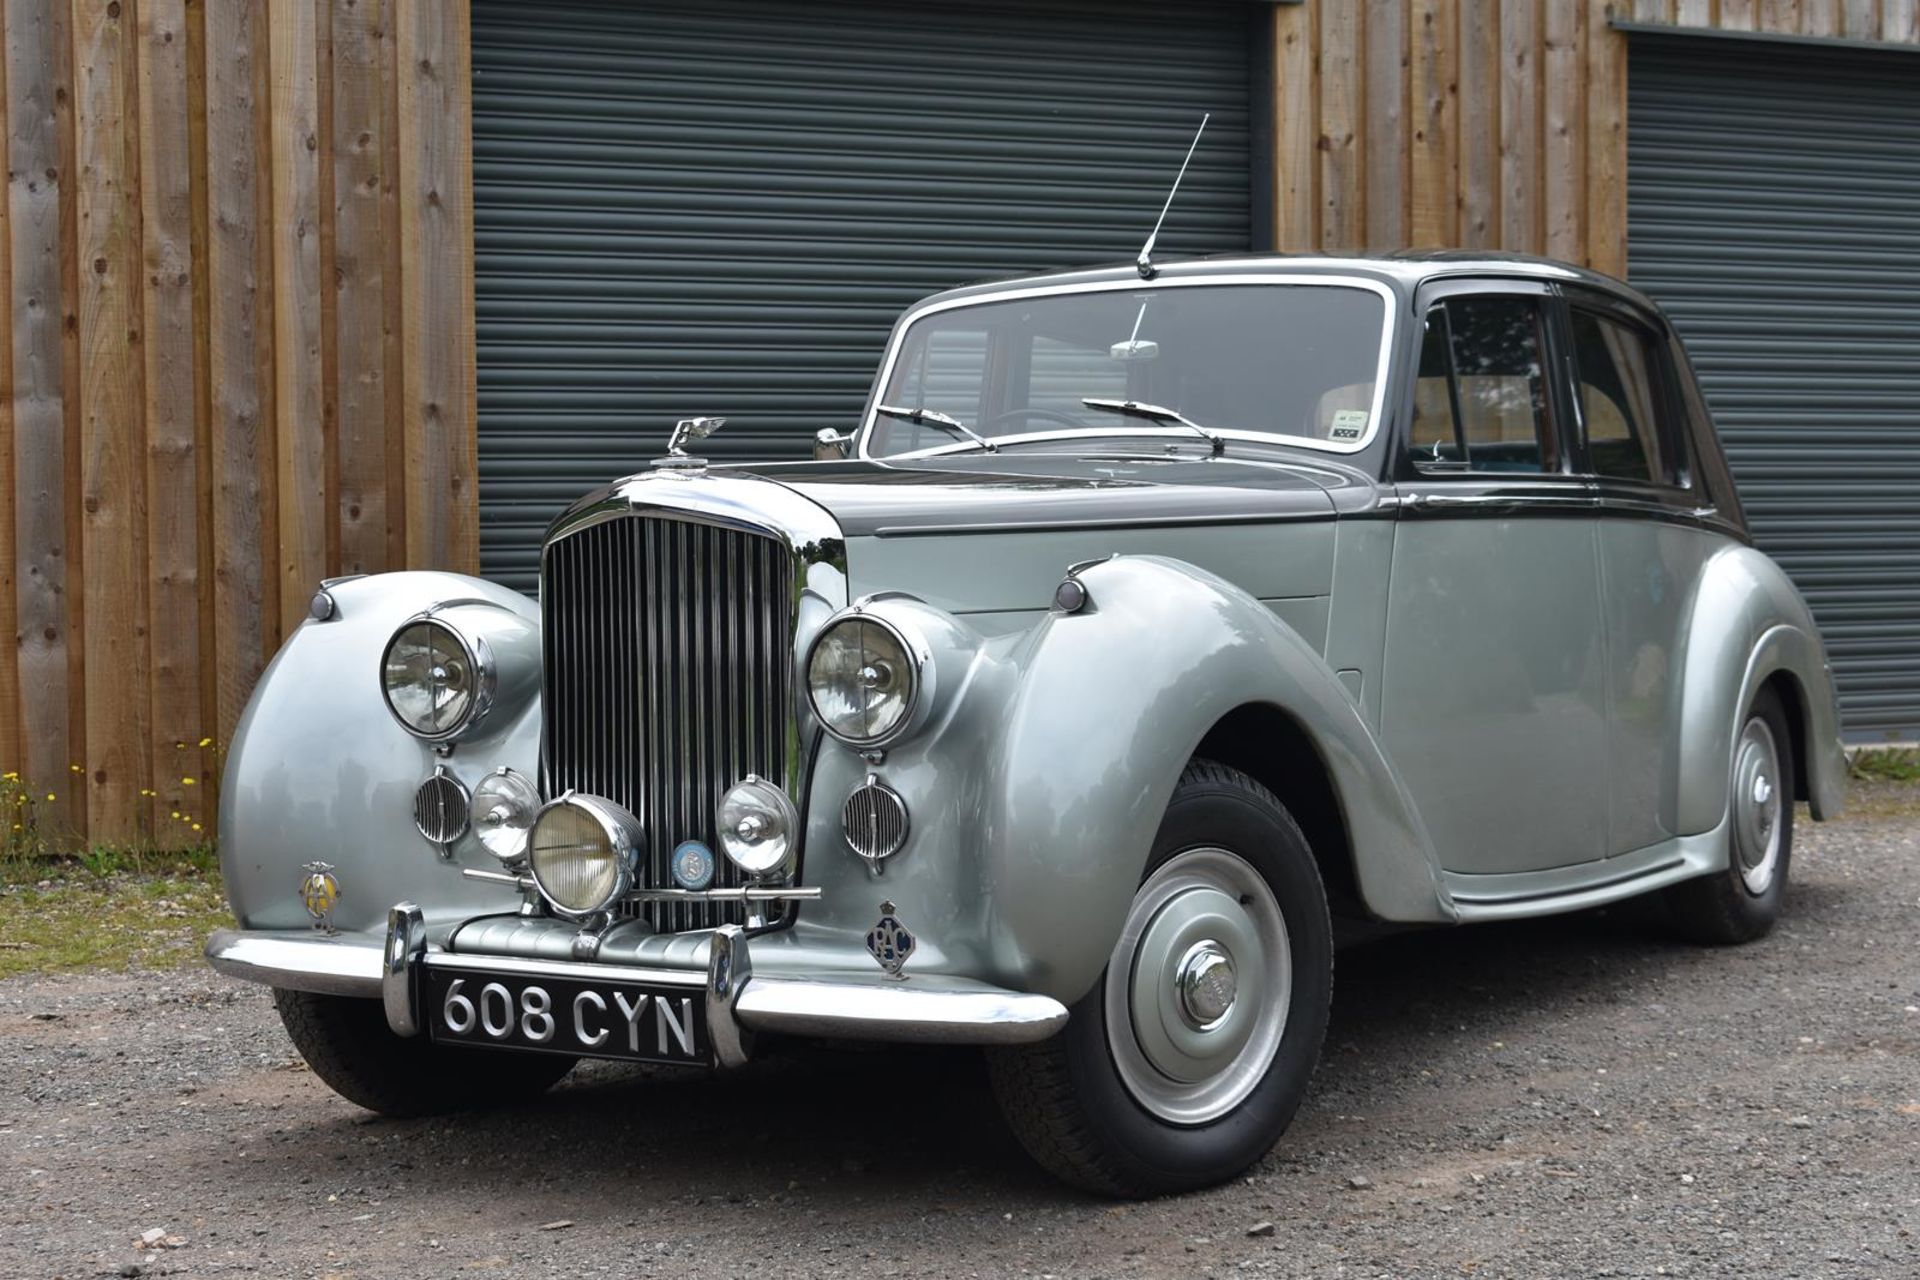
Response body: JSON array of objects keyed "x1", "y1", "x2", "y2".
[
  {"x1": 1850, "y1": 747, "x2": 1920, "y2": 784},
  {"x1": 0, "y1": 852, "x2": 230, "y2": 979}
]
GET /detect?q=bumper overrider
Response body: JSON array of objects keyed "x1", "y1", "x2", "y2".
[{"x1": 205, "y1": 904, "x2": 1069, "y2": 1068}]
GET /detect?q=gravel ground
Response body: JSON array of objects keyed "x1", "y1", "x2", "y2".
[{"x1": 3, "y1": 799, "x2": 1916, "y2": 1280}]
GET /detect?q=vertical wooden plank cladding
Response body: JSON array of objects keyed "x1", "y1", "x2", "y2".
[
  {"x1": 1364, "y1": 0, "x2": 1406, "y2": 248},
  {"x1": 1675, "y1": 0, "x2": 1714, "y2": 26},
  {"x1": 1884, "y1": 0, "x2": 1918, "y2": 40},
  {"x1": 0, "y1": 9, "x2": 20, "y2": 779},
  {"x1": 137, "y1": 0, "x2": 204, "y2": 831},
  {"x1": 1316, "y1": 0, "x2": 1362, "y2": 250},
  {"x1": 1543, "y1": 0, "x2": 1584, "y2": 261},
  {"x1": 1271, "y1": 0, "x2": 1313, "y2": 251},
  {"x1": 1410, "y1": 0, "x2": 1458, "y2": 248},
  {"x1": 73, "y1": 0, "x2": 152, "y2": 840},
  {"x1": 204, "y1": 0, "x2": 272, "y2": 743},
  {"x1": 1802, "y1": 0, "x2": 1840, "y2": 33},
  {"x1": 397, "y1": 0, "x2": 477, "y2": 572},
  {"x1": 333, "y1": 0, "x2": 393, "y2": 575},
  {"x1": 1586, "y1": 4, "x2": 1628, "y2": 278},
  {"x1": 1761, "y1": 0, "x2": 1802, "y2": 30},
  {"x1": 1842, "y1": 0, "x2": 1881, "y2": 35},
  {"x1": 269, "y1": 0, "x2": 324, "y2": 638},
  {"x1": 1721, "y1": 0, "x2": 1759, "y2": 28},
  {"x1": 7, "y1": 0, "x2": 75, "y2": 828},
  {"x1": 1457, "y1": 0, "x2": 1499, "y2": 246},
  {"x1": 1498, "y1": 0, "x2": 1542, "y2": 254}
]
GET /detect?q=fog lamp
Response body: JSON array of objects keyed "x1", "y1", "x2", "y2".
[
  {"x1": 717, "y1": 775, "x2": 798, "y2": 880},
  {"x1": 471, "y1": 767, "x2": 539, "y2": 862},
  {"x1": 527, "y1": 795, "x2": 640, "y2": 917}
]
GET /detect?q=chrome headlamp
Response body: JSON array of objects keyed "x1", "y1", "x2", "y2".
[
  {"x1": 471, "y1": 767, "x2": 540, "y2": 862},
  {"x1": 379, "y1": 601, "x2": 538, "y2": 744},
  {"x1": 717, "y1": 775, "x2": 799, "y2": 880},
  {"x1": 382, "y1": 616, "x2": 491, "y2": 740},
  {"x1": 805, "y1": 611, "x2": 928, "y2": 746},
  {"x1": 527, "y1": 794, "x2": 642, "y2": 917}
]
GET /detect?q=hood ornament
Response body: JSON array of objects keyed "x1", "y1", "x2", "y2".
[{"x1": 656, "y1": 416, "x2": 724, "y2": 470}]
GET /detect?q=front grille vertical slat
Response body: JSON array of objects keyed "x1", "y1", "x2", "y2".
[{"x1": 543, "y1": 512, "x2": 792, "y2": 933}]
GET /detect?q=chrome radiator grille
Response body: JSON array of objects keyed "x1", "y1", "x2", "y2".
[{"x1": 541, "y1": 513, "x2": 794, "y2": 932}]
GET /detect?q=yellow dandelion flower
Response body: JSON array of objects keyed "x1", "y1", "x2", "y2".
[
  {"x1": 70, "y1": 763, "x2": 81, "y2": 773},
  {"x1": 171, "y1": 810, "x2": 181, "y2": 819},
  {"x1": 181, "y1": 776, "x2": 196, "y2": 786},
  {"x1": 191, "y1": 822, "x2": 203, "y2": 832},
  {"x1": 198, "y1": 737, "x2": 213, "y2": 748},
  {"x1": 45, "y1": 793, "x2": 54, "y2": 801}
]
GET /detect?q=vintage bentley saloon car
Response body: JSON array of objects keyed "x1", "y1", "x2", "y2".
[{"x1": 207, "y1": 252, "x2": 1845, "y2": 1196}]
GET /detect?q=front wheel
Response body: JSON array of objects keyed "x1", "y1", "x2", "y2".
[
  {"x1": 987, "y1": 760, "x2": 1333, "y2": 1196},
  {"x1": 273, "y1": 988, "x2": 577, "y2": 1117}
]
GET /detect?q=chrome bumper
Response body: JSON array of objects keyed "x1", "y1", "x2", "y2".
[{"x1": 205, "y1": 903, "x2": 1069, "y2": 1064}]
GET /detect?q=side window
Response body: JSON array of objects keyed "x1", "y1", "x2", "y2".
[
  {"x1": 1411, "y1": 295, "x2": 1557, "y2": 473},
  {"x1": 1569, "y1": 308, "x2": 1676, "y2": 485}
]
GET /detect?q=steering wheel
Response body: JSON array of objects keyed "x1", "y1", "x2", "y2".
[{"x1": 980, "y1": 406, "x2": 1091, "y2": 432}]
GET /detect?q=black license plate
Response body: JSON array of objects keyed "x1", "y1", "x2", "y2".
[{"x1": 424, "y1": 964, "x2": 709, "y2": 1065}]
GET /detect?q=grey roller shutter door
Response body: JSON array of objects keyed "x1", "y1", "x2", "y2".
[
  {"x1": 1628, "y1": 34, "x2": 1920, "y2": 742},
  {"x1": 471, "y1": 0, "x2": 1258, "y2": 588}
]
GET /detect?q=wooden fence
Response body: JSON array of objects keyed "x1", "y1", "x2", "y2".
[
  {"x1": 0, "y1": 0, "x2": 474, "y2": 848},
  {"x1": 1, "y1": 0, "x2": 1916, "y2": 849}
]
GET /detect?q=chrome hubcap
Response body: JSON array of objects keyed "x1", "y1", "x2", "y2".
[
  {"x1": 1104, "y1": 847, "x2": 1291, "y2": 1126},
  {"x1": 1176, "y1": 942, "x2": 1237, "y2": 1029},
  {"x1": 1732, "y1": 716, "x2": 1784, "y2": 896}
]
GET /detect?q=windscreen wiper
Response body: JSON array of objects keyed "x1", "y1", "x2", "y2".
[
  {"x1": 874, "y1": 404, "x2": 997, "y2": 452},
  {"x1": 1080, "y1": 398, "x2": 1224, "y2": 456}
]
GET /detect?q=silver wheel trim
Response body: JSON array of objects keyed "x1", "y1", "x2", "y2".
[
  {"x1": 1731, "y1": 715, "x2": 1784, "y2": 896},
  {"x1": 1103, "y1": 846, "x2": 1292, "y2": 1126}
]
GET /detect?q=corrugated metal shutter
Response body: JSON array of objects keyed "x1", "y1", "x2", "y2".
[
  {"x1": 1628, "y1": 33, "x2": 1920, "y2": 742},
  {"x1": 471, "y1": 0, "x2": 1258, "y2": 588}
]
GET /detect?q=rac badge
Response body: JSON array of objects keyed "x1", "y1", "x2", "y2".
[
  {"x1": 299, "y1": 862, "x2": 340, "y2": 934},
  {"x1": 865, "y1": 900, "x2": 916, "y2": 979}
]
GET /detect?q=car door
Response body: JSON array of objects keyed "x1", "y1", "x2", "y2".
[
  {"x1": 1562, "y1": 287, "x2": 1722, "y2": 854},
  {"x1": 1379, "y1": 278, "x2": 1611, "y2": 876}
]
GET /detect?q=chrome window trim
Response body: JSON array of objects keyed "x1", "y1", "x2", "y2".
[{"x1": 856, "y1": 274, "x2": 1400, "y2": 461}]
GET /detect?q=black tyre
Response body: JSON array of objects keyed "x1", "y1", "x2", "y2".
[
  {"x1": 1662, "y1": 686, "x2": 1795, "y2": 945},
  {"x1": 987, "y1": 760, "x2": 1334, "y2": 1197},
  {"x1": 273, "y1": 988, "x2": 576, "y2": 1117}
]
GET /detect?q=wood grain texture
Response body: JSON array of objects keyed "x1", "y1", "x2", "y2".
[
  {"x1": 1543, "y1": 0, "x2": 1584, "y2": 261},
  {"x1": 7, "y1": 0, "x2": 74, "y2": 828},
  {"x1": 204, "y1": 0, "x2": 271, "y2": 744},
  {"x1": 1498, "y1": 0, "x2": 1541, "y2": 253},
  {"x1": 1271, "y1": 0, "x2": 1314, "y2": 252},
  {"x1": 396, "y1": 0, "x2": 476, "y2": 572},
  {"x1": 1364, "y1": 0, "x2": 1406, "y2": 249},
  {"x1": 269, "y1": 0, "x2": 324, "y2": 639},
  {"x1": 1843, "y1": 0, "x2": 1880, "y2": 36},
  {"x1": 1316, "y1": 0, "x2": 1362, "y2": 251},
  {"x1": 137, "y1": 0, "x2": 204, "y2": 832},
  {"x1": 1761, "y1": 0, "x2": 1801, "y2": 30},
  {"x1": 1457, "y1": 0, "x2": 1500, "y2": 246},
  {"x1": 1720, "y1": 0, "x2": 1759, "y2": 28},
  {"x1": 0, "y1": 6, "x2": 17, "y2": 780},
  {"x1": 1586, "y1": 3, "x2": 1628, "y2": 278},
  {"x1": 1802, "y1": 0, "x2": 1840, "y2": 33},
  {"x1": 1884, "y1": 0, "x2": 1917, "y2": 39},
  {"x1": 1675, "y1": 0, "x2": 1715, "y2": 25},
  {"x1": 332, "y1": 0, "x2": 393, "y2": 576},
  {"x1": 1410, "y1": 0, "x2": 1459, "y2": 248},
  {"x1": 73, "y1": 0, "x2": 152, "y2": 839}
]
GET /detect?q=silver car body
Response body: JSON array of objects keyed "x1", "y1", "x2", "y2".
[{"x1": 207, "y1": 254, "x2": 1847, "y2": 1053}]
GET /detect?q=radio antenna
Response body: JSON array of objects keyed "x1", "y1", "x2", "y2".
[{"x1": 1136, "y1": 113, "x2": 1210, "y2": 281}]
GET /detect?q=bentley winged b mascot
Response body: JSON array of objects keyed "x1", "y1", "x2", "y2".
[{"x1": 208, "y1": 248, "x2": 1845, "y2": 1196}]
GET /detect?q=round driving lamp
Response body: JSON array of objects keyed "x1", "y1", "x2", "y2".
[
  {"x1": 470, "y1": 767, "x2": 539, "y2": 862},
  {"x1": 717, "y1": 775, "x2": 799, "y2": 880},
  {"x1": 806, "y1": 614, "x2": 921, "y2": 745},
  {"x1": 527, "y1": 795, "x2": 641, "y2": 917},
  {"x1": 381, "y1": 617, "x2": 486, "y2": 740}
]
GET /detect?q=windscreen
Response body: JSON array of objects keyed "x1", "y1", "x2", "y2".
[{"x1": 867, "y1": 283, "x2": 1387, "y2": 456}]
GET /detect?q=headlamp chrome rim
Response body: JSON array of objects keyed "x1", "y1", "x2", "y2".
[
  {"x1": 804, "y1": 608, "x2": 926, "y2": 748},
  {"x1": 470, "y1": 765, "x2": 541, "y2": 863},
  {"x1": 525, "y1": 793, "x2": 641, "y2": 918},
  {"x1": 379, "y1": 612, "x2": 498, "y2": 743}
]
